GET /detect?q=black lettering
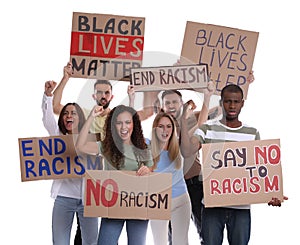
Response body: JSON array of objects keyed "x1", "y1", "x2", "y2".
[
  {"x1": 131, "y1": 20, "x2": 143, "y2": 35},
  {"x1": 225, "y1": 33, "x2": 235, "y2": 49},
  {"x1": 148, "y1": 193, "x2": 157, "y2": 208},
  {"x1": 236, "y1": 148, "x2": 247, "y2": 167},
  {"x1": 157, "y1": 194, "x2": 169, "y2": 209},
  {"x1": 129, "y1": 192, "x2": 136, "y2": 207},
  {"x1": 78, "y1": 16, "x2": 90, "y2": 31},
  {"x1": 237, "y1": 35, "x2": 247, "y2": 51},
  {"x1": 224, "y1": 149, "x2": 236, "y2": 167},
  {"x1": 92, "y1": 17, "x2": 102, "y2": 32},
  {"x1": 211, "y1": 150, "x2": 222, "y2": 169},
  {"x1": 72, "y1": 58, "x2": 86, "y2": 75},
  {"x1": 87, "y1": 60, "x2": 98, "y2": 76},
  {"x1": 104, "y1": 18, "x2": 115, "y2": 34},
  {"x1": 188, "y1": 67, "x2": 196, "y2": 83},
  {"x1": 120, "y1": 191, "x2": 128, "y2": 207},
  {"x1": 237, "y1": 54, "x2": 247, "y2": 71},
  {"x1": 195, "y1": 30, "x2": 206, "y2": 45},
  {"x1": 118, "y1": 19, "x2": 129, "y2": 35},
  {"x1": 136, "y1": 192, "x2": 144, "y2": 207},
  {"x1": 215, "y1": 32, "x2": 224, "y2": 48}
]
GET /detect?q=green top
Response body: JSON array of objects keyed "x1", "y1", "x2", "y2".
[{"x1": 97, "y1": 141, "x2": 153, "y2": 171}]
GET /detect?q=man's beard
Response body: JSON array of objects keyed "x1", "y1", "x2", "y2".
[{"x1": 97, "y1": 99, "x2": 111, "y2": 109}]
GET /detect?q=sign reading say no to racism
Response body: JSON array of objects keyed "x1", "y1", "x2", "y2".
[{"x1": 202, "y1": 139, "x2": 284, "y2": 207}]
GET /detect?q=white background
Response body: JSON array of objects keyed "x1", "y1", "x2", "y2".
[{"x1": 1, "y1": 0, "x2": 299, "y2": 244}]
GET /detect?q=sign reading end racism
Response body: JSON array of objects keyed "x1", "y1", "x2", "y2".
[
  {"x1": 180, "y1": 21, "x2": 259, "y2": 98},
  {"x1": 130, "y1": 64, "x2": 209, "y2": 92},
  {"x1": 84, "y1": 170, "x2": 172, "y2": 220},
  {"x1": 70, "y1": 12, "x2": 145, "y2": 80},
  {"x1": 19, "y1": 134, "x2": 102, "y2": 182},
  {"x1": 202, "y1": 139, "x2": 283, "y2": 207}
]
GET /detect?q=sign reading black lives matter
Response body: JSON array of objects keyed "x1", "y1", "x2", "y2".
[
  {"x1": 130, "y1": 64, "x2": 209, "y2": 92},
  {"x1": 70, "y1": 12, "x2": 145, "y2": 80},
  {"x1": 180, "y1": 21, "x2": 259, "y2": 98}
]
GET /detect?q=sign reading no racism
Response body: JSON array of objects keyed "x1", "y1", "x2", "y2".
[
  {"x1": 84, "y1": 170, "x2": 172, "y2": 220},
  {"x1": 180, "y1": 21, "x2": 259, "y2": 98},
  {"x1": 130, "y1": 64, "x2": 209, "y2": 92},
  {"x1": 202, "y1": 139, "x2": 284, "y2": 207},
  {"x1": 70, "y1": 12, "x2": 145, "y2": 80},
  {"x1": 19, "y1": 134, "x2": 102, "y2": 182}
]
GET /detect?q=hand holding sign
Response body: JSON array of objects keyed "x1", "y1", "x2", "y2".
[
  {"x1": 268, "y1": 196, "x2": 288, "y2": 207},
  {"x1": 63, "y1": 62, "x2": 74, "y2": 78},
  {"x1": 246, "y1": 70, "x2": 255, "y2": 83}
]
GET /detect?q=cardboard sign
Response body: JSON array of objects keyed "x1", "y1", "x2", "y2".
[
  {"x1": 130, "y1": 64, "x2": 209, "y2": 91},
  {"x1": 19, "y1": 134, "x2": 102, "y2": 182},
  {"x1": 70, "y1": 12, "x2": 145, "y2": 80},
  {"x1": 202, "y1": 139, "x2": 283, "y2": 207},
  {"x1": 84, "y1": 170, "x2": 172, "y2": 220},
  {"x1": 180, "y1": 21, "x2": 259, "y2": 98}
]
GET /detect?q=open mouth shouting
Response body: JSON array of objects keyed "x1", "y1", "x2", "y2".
[{"x1": 65, "y1": 119, "x2": 74, "y2": 130}]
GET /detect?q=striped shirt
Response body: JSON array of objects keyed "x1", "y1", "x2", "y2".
[
  {"x1": 194, "y1": 120, "x2": 260, "y2": 144},
  {"x1": 194, "y1": 119, "x2": 260, "y2": 209}
]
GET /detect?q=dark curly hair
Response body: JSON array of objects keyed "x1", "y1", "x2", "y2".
[
  {"x1": 58, "y1": 103, "x2": 86, "y2": 135},
  {"x1": 101, "y1": 105, "x2": 149, "y2": 169}
]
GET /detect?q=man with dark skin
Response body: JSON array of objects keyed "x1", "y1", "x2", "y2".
[{"x1": 180, "y1": 84, "x2": 288, "y2": 245}]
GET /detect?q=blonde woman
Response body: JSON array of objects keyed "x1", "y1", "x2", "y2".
[{"x1": 150, "y1": 111, "x2": 191, "y2": 245}]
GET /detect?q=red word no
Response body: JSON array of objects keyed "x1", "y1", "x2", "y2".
[
  {"x1": 255, "y1": 144, "x2": 280, "y2": 165},
  {"x1": 86, "y1": 178, "x2": 119, "y2": 207}
]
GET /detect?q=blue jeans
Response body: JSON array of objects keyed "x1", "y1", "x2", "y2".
[
  {"x1": 52, "y1": 196, "x2": 98, "y2": 245},
  {"x1": 97, "y1": 218, "x2": 148, "y2": 245},
  {"x1": 202, "y1": 207, "x2": 251, "y2": 245}
]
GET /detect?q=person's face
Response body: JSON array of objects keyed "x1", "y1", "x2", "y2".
[
  {"x1": 93, "y1": 83, "x2": 113, "y2": 109},
  {"x1": 115, "y1": 111, "x2": 134, "y2": 144},
  {"x1": 155, "y1": 116, "x2": 173, "y2": 144},
  {"x1": 162, "y1": 93, "x2": 183, "y2": 119},
  {"x1": 221, "y1": 91, "x2": 244, "y2": 121},
  {"x1": 62, "y1": 105, "x2": 79, "y2": 134}
]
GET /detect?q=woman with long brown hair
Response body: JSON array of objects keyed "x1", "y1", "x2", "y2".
[{"x1": 76, "y1": 104, "x2": 153, "y2": 245}]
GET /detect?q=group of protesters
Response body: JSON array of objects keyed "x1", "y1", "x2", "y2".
[{"x1": 42, "y1": 62, "x2": 286, "y2": 245}]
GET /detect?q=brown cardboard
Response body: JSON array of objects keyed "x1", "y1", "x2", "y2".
[
  {"x1": 130, "y1": 64, "x2": 209, "y2": 91},
  {"x1": 202, "y1": 139, "x2": 283, "y2": 207},
  {"x1": 180, "y1": 21, "x2": 259, "y2": 98},
  {"x1": 84, "y1": 170, "x2": 172, "y2": 220},
  {"x1": 70, "y1": 12, "x2": 145, "y2": 80},
  {"x1": 18, "y1": 134, "x2": 101, "y2": 181}
]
